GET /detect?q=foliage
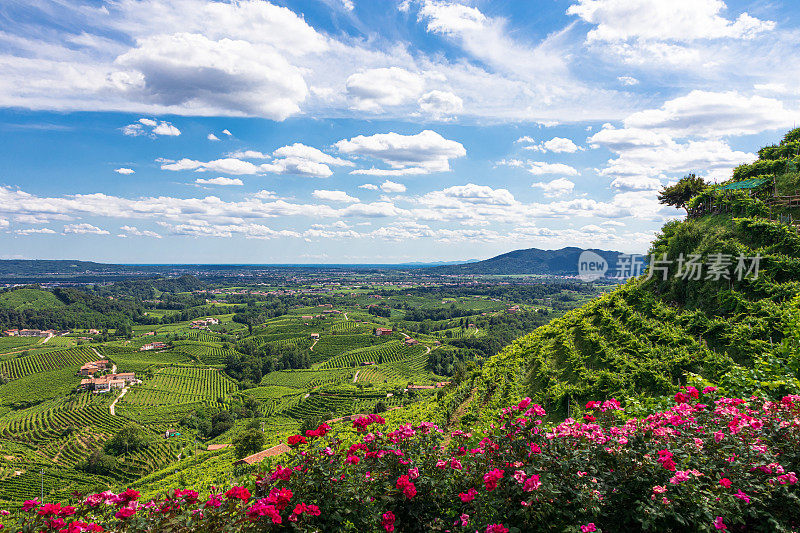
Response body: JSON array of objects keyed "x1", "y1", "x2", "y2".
[
  {"x1": 3, "y1": 394, "x2": 800, "y2": 532},
  {"x1": 657, "y1": 174, "x2": 707, "y2": 213},
  {"x1": 233, "y1": 429, "x2": 265, "y2": 459}
]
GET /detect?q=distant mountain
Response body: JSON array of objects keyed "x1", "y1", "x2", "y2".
[{"x1": 426, "y1": 247, "x2": 626, "y2": 276}]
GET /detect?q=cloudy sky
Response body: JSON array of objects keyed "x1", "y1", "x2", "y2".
[{"x1": 0, "y1": 0, "x2": 798, "y2": 263}]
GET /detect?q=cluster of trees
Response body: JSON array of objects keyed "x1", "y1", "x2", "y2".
[
  {"x1": 181, "y1": 397, "x2": 261, "y2": 439},
  {"x1": 232, "y1": 301, "x2": 289, "y2": 334},
  {"x1": 225, "y1": 342, "x2": 312, "y2": 384}
]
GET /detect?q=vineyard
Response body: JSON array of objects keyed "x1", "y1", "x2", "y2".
[
  {"x1": 319, "y1": 340, "x2": 427, "y2": 369},
  {"x1": 0, "y1": 346, "x2": 96, "y2": 380},
  {"x1": 122, "y1": 366, "x2": 237, "y2": 407}
]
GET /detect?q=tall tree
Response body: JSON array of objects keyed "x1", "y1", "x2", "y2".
[{"x1": 657, "y1": 174, "x2": 706, "y2": 214}]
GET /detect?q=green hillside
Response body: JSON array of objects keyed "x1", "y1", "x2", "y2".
[
  {"x1": 0, "y1": 288, "x2": 65, "y2": 311},
  {"x1": 477, "y1": 128, "x2": 800, "y2": 418}
]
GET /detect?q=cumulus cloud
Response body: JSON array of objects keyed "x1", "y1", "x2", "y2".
[
  {"x1": 358, "y1": 183, "x2": 379, "y2": 190},
  {"x1": 160, "y1": 157, "x2": 263, "y2": 175},
  {"x1": 380, "y1": 180, "x2": 406, "y2": 193},
  {"x1": 122, "y1": 118, "x2": 181, "y2": 137},
  {"x1": 518, "y1": 136, "x2": 583, "y2": 153},
  {"x1": 114, "y1": 167, "x2": 135, "y2": 174},
  {"x1": 567, "y1": 0, "x2": 775, "y2": 42},
  {"x1": 499, "y1": 159, "x2": 579, "y2": 176},
  {"x1": 312, "y1": 190, "x2": 360, "y2": 203},
  {"x1": 195, "y1": 177, "x2": 244, "y2": 186},
  {"x1": 589, "y1": 124, "x2": 753, "y2": 183},
  {"x1": 120, "y1": 225, "x2": 162, "y2": 238},
  {"x1": 16, "y1": 227, "x2": 56, "y2": 235},
  {"x1": 207, "y1": 133, "x2": 220, "y2": 141},
  {"x1": 222, "y1": 129, "x2": 232, "y2": 136},
  {"x1": 618, "y1": 76, "x2": 639, "y2": 86},
  {"x1": 531, "y1": 178, "x2": 575, "y2": 198},
  {"x1": 336, "y1": 130, "x2": 466, "y2": 175},
  {"x1": 418, "y1": 90, "x2": 463, "y2": 119},
  {"x1": 622, "y1": 90, "x2": 794, "y2": 138},
  {"x1": 418, "y1": 1, "x2": 487, "y2": 35},
  {"x1": 63, "y1": 223, "x2": 110, "y2": 235},
  {"x1": 609, "y1": 176, "x2": 662, "y2": 191},
  {"x1": 228, "y1": 150, "x2": 270, "y2": 159},
  {"x1": 346, "y1": 67, "x2": 425, "y2": 111}
]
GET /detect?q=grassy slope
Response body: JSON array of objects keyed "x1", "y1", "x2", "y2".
[
  {"x1": 0, "y1": 288, "x2": 65, "y2": 311},
  {"x1": 472, "y1": 130, "x2": 800, "y2": 419}
]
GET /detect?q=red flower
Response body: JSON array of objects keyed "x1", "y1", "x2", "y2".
[
  {"x1": 288, "y1": 435, "x2": 307, "y2": 447},
  {"x1": 719, "y1": 478, "x2": 732, "y2": 488},
  {"x1": 225, "y1": 486, "x2": 251, "y2": 502},
  {"x1": 117, "y1": 489, "x2": 140, "y2": 504},
  {"x1": 115, "y1": 507, "x2": 136, "y2": 519},
  {"x1": 459, "y1": 488, "x2": 478, "y2": 502},
  {"x1": 381, "y1": 511, "x2": 396, "y2": 532},
  {"x1": 396, "y1": 475, "x2": 417, "y2": 499},
  {"x1": 483, "y1": 468, "x2": 504, "y2": 491},
  {"x1": 486, "y1": 525, "x2": 509, "y2": 533}
]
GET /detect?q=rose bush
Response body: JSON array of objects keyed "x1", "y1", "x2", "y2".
[{"x1": 2, "y1": 392, "x2": 799, "y2": 532}]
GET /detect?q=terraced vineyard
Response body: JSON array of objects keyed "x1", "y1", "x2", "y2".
[
  {"x1": 122, "y1": 366, "x2": 237, "y2": 407},
  {"x1": 0, "y1": 346, "x2": 96, "y2": 379},
  {"x1": 319, "y1": 340, "x2": 427, "y2": 369}
]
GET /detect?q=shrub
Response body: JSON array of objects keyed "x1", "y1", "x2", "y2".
[{"x1": 4, "y1": 393, "x2": 800, "y2": 532}]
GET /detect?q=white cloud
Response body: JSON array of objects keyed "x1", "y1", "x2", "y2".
[
  {"x1": 358, "y1": 183, "x2": 379, "y2": 190},
  {"x1": 222, "y1": 129, "x2": 232, "y2": 136},
  {"x1": 567, "y1": 0, "x2": 775, "y2": 42},
  {"x1": 63, "y1": 223, "x2": 110, "y2": 235},
  {"x1": 228, "y1": 150, "x2": 270, "y2": 159},
  {"x1": 380, "y1": 180, "x2": 406, "y2": 193},
  {"x1": 618, "y1": 76, "x2": 639, "y2": 86},
  {"x1": 336, "y1": 130, "x2": 466, "y2": 175},
  {"x1": 418, "y1": 2, "x2": 487, "y2": 35},
  {"x1": 623, "y1": 90, "x2": 794, "y2": 138},
  {"x1": 519, "y1": 136, "x2": 583, "y2": 153},
  {"x1": 498, "y1": 159, "x2": 579, "y2": 176},
  {"x1": 16, "y1": 227, "x2": 56, "y2": 235},
  {"x1": 116, "y1": 32, "x2": 309, "y2": 120},
  {"x1": 207, "y1": 133, "x2": 220, "y2": 141},
  {"x1": 340, "y1": 0, "x2": 355, "y2": 11},
  {"x1": 531, "y1": 178, "x2": 575, "y2": 198},
  {"x1": 346, "y1": 67, "x2": 425, "y2": 111},
  {"x1": 120, "y1": 225, "x2": 162, "y2": 238},
  {"x1": 272, "y1": 143, "x2": 353, "y2": 167},
  {"x1": 253, "y1": 190, "x2": 279, "y2": 200},
  {"x1": 195, "y1": 177, "x2": 244, "y2": 186},
  {"x1": 123, "y1": 119, "x2": 181, "y2": 137},
  {"x1": 418, "y1": 90, "x2": 463, "y2": 119},
  {"x1": 151, "y1": 121, "x2": 181, "y2": 136},
  {"x1": 589, "y1": 125, "x2": 753, "y2": 183},
  {"x1": 161, "y1": 157, "x2": 263, "y2": 175},
  {"x1": 114, "y1": 167, "x2": 135, "y2": 175},
  {"x1": 609, "y1": 176, "x2": 662, "y2": 191},
  {"x1": 312, "y1": 190, "x2": 360, "y2": 203}
]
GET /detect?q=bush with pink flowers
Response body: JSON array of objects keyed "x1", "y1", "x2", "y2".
[{"x1": 2, "y1": 394, "x2": 799, "y2": 532}]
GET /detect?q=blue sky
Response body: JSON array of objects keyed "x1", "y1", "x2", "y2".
[{"x1": 0, "y1": 0, "x2": 798, "y2": 263}]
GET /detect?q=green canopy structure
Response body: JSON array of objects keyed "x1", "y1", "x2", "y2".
[{"x1": 718, "y1": 177, "x2": 771, "y2": 191}]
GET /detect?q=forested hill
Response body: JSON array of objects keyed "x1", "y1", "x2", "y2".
[
  {"x1": 476, "y1": 128, "x2": 800, "y2": 418},
  {"x1": 428, "y1": 246, "x2": 624, "y2": 276}
]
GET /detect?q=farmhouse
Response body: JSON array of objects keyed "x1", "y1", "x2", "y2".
[
  {"x1": 18, "y1": 329, "x2": 44, "y2": 337},
  {"x1": 190, "y1": 317, "x2": 220, "y2": 329},
  {"x1": 374, "y1": 327, "x2": 393, "y2": 336},
  {"x1": 78, "y1": 359, "x2": 110, "y2": 376},
  {"x1": 79, "y1": 372, "x2": 137, "y2": 392},
  {"x1": 404, "y1": 338, "x2": 419, "y2": 345},
  {"x1": 140, "y1": 342, "x2": 167, "y2": 351},
  {"x1": 2, "y1": 329, "x2": 19, "y2": 336}
]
